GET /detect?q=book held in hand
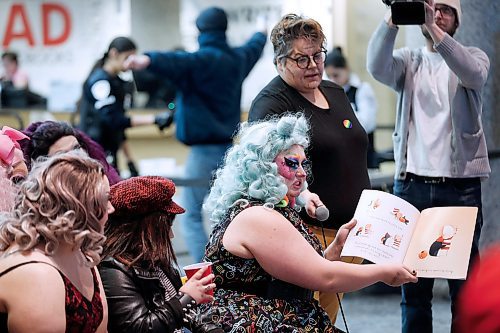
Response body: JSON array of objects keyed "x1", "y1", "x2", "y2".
[{"x1": 341, "y1": 190, "x2": 478, "y2": 279}]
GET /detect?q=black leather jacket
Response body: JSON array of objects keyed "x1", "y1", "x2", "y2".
[{"x1": 99, "y1": 257, "x2": 221, "y2": 333}]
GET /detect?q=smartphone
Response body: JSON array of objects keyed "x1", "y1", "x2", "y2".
[{"x1": 391, "y1": 1, "x2": 425, "y2": 25}]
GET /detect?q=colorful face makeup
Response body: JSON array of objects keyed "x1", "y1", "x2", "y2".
[
  {"x1": 274, "y1": 145, "x2": 308, "y2": 202},
  {"x1": 281, "y1": 155, "x2": 311, "y2": 179}
]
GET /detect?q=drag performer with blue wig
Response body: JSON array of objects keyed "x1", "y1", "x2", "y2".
[{"x1": 200, "y1": 113, "x2": 417, "y2": 332}]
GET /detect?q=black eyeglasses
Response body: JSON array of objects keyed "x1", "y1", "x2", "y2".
[
  {"x1": 284, "y1": 49, "x2": 327, "y2": 69},
  {"x1": 435, "y1": 4, "x2": 455, "y2": 17}
]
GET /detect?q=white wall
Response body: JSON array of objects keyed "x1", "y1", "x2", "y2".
[
  {"x1": 1, "y1": 0, "x2": 410, "y2": 125},
  {"x1": 1, "y1": 0, "x2": 131, "y2": 110},
  {"x1": 180, "y1": 0, "x2": 333, "y2": 110},
  {"x1": 131, "y1": 0, "x2": 181, "y2": 52}
]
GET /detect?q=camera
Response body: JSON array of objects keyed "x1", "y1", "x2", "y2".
[{"x1": 382, "y1": 0, "x2": 425, "y2": 25}]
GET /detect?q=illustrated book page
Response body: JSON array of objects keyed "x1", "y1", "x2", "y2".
[{"x1": 341, "y1": 190, "x2": 477, "y2": 279}]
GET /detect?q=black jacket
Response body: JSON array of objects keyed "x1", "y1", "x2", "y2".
[
  {"x1": 99, "y1": 257, "x2": 221, "y2": 333},
  {"x1": 79, "y1": 68, "x2": 132, "y2": 154}
]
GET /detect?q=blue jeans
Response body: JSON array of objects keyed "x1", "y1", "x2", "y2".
[
  {"x1": 180, "y1": 144, "x2": 230, "y2": 262},
  {"x1": 394, "y1": 175, "x2": 483, "y2": 333}
]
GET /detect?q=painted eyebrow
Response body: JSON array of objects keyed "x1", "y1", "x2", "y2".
[{"x1": 284, "y1": 156, "x2": 310, "y2": 166}]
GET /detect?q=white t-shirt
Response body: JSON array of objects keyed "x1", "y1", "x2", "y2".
[{"x1": 407, "y1": 47, "x2": 452, "y2": 177}]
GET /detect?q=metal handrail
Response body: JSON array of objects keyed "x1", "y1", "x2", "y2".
[
  {"x1": 169, "y1": 149, "x2": 500, "y2": 189},
  {"x1": 0, "y1": 109, "x2": 24, "y2": 129},
  {"x1": 489, "y1": 149, "x2": 500, "y2": 159}
]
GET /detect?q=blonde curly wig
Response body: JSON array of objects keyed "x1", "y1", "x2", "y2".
[{"x1": 0, "y1": 150, "x2": 109, "y2": 266}]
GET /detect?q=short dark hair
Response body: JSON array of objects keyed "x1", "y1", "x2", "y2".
[
  {"x1": 1, "y1": 51, "x2": 18, "y2": 64},
  {"x1": 21, "y1": 121, "x2": 122, "y2": 185},
  {"x1": 23, "y1": 121, "x2": 78, "y2": 163},
  {"x1": 270, "y1": 14, "x2": 326, "y2": 65}
]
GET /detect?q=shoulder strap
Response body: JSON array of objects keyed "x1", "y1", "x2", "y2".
[
  {"x1": 90, "y1": 267, "x2": 101, "y2": 294},
  {"x1": 346, "y1": 85, "x2": 358, "y2": 108},
  {"x1": 0, "y1": 260, "x2": 60, "y2": 278}
]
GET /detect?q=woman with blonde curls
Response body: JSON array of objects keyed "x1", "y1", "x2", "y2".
[
  {"x1": 201, "y1": 114, "x2": 417, "y2": 332},
  {"x1": 0, "y1": 150, "x2": 114, "y2": 332}
]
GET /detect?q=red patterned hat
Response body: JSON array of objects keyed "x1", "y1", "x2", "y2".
[{"x1": 110, "y1": 176, "x2": 185, "y2": 217}]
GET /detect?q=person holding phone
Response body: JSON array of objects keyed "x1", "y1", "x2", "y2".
[{"x1": 367, "y1": 1, "x2": 490, "y2": 331}]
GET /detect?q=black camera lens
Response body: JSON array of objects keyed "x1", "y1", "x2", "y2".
[{"x1": 390, "y1": 0, "x2": 426, "y2": 25}]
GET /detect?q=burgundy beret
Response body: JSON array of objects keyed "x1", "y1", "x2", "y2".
[{"x1": 110, "y1": 176, "x2": 185, "y2": 217}]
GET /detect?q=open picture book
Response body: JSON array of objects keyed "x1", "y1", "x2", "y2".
[{"x1": 340, "y1": 190, "x2": 478, "y2": 279}]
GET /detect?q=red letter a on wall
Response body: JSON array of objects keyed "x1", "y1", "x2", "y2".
[{"x1": 3, "y1": 4, "x2": 35, "y2": 48}]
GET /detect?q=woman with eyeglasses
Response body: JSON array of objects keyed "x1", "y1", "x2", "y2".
[{"x1": 248, "y1": 14, "x2": 372, "y2": 324}]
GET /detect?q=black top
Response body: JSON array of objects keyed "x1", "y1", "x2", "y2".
[
  {"x1": 346, "y1": 85, "x2": 378, "y2": 168},
  {"x1": 98, "y1": 257, "x2": 185, "y2": 333},
  {"x1": 248, "y1": 76, "x2": 370, "y2": 229},
  {"x1": 79, "y1": 68, "x2": 132, "y2": 155}
]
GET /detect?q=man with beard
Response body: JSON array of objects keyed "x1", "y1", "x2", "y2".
[{"x1": 367, "y1": 0, "x2": 490, "y2": 332}]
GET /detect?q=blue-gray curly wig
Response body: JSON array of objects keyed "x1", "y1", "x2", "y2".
[{"x1": 204, "y1": 113, "x2": 310, "y2": 224}]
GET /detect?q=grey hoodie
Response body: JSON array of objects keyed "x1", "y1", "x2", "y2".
[{"x1": 366, "y1": 21, "x2": 490, "y2": 180}]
